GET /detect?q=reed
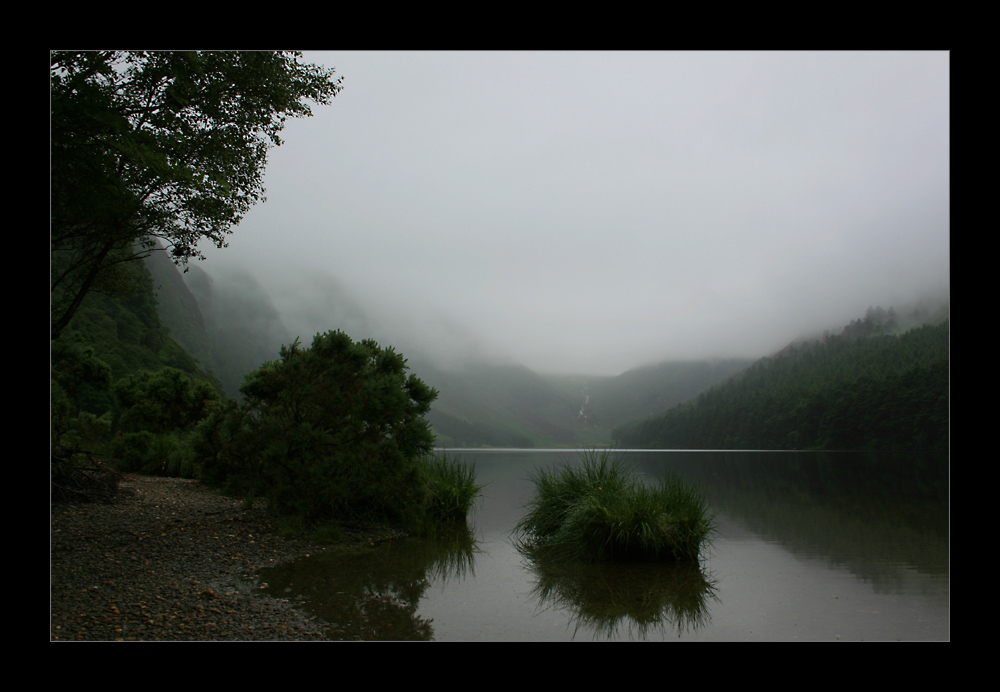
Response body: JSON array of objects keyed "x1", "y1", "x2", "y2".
[
  {"x1": 514, "y1": 448, "x2": 716, "y2": 563},
  {"x1": 422, "y1": 452, "x2": 484, "y2": 523}
]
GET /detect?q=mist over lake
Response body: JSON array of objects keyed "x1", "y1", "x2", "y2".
[{"x1": 191, "y1": 51, "x2": 949, "y2": 378}]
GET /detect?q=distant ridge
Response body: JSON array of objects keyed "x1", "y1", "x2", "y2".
[{"x1": 612, "y1": 307, "x2": 949, "y2": 451}]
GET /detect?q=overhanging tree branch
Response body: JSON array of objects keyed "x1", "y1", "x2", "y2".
[{"x1": 50, "y1": 51, "x2": 344, "y2": 340}]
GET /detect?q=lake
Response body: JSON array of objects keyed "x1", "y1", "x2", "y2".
[{"x1": 252, "y1": 449, "x2": 949, "y2": 641}]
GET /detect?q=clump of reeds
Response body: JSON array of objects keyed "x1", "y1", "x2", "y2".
[
  {"x1": 422, "y1": 452, "x2": 484, "y2": 523},
  {"x1": 514, "y1": 448, "x2": 716, "y2": 563}
]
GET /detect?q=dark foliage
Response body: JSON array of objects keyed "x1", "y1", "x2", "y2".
[
  {"x1": 614, "y1": 316, "x2": 949, "y2": 452},
  {"x1": 194, "y1": 331, "x2": 443, "y2": 525},
  {"x1": 50, "y1": 51, "x2": 343, "y2": 340}
]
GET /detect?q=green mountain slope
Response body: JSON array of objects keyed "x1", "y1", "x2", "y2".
[
  {"x1": 414, "y1": 357, "x2": 752, "y2": 449},
  {"x1": 55, "y1": 255, "x2": 225, "y2": 415},
  {"x1": 544, "y1": 359, "x2": 752, "y2": 436},
  {"x1": 414, "y1": 358, "x2": 590, "y2": 448},
  {"x1": 146, "y1": 251, "x2": 293, "y2": 399},
  {"x1": 612, "y1": 314, "x2": 949, "y2": 451}
]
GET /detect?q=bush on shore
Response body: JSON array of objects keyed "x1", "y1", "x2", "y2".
[{"x1": 191, "y1": 330, "x2": 481, "y2": 533}]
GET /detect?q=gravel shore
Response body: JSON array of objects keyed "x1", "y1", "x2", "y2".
[{"x1": 50, "y1": 473, "x2": 345, "y2": 641}]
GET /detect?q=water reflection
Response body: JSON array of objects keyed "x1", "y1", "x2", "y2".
[
  {"x1": 252, "y1": 450, "x2": 948, "y2": 640},
  {"x1": 255, "y1": 522, "x2": 478, "y2": 641},
  {"x1": 630, "y1": 450, "x2": 949, "y2": 588},
  {"x1": 521, "y1": 551, "x2": 718, "y2": 640}
]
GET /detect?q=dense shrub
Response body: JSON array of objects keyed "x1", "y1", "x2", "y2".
[
  {"x1": 109, "y1": 429, "x2": 198, "y2": 477},
  {"x1": 194, "y1": 330, "x2": 480, "y2": 529},
  {"x1": 51, "y1": 335, "x2": 114, "y2": 449},
  {"x1": 112, "y1": 367, "x2": 221, "y2": 435},
  {"x1": 96, "y1": 366, "x2": 222, "y2": 477}
]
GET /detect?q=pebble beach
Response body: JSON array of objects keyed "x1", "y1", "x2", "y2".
[{"x1": 50, "y1": 474, "x2": 339, "y2": 641}]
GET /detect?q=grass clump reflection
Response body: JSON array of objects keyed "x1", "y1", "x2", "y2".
[
  {"x1": 514, "y1": 448, "x2": 716, "y2": 564},
  {"x1": 527, "y1": 555, "x2": 717, "y2": 640}
]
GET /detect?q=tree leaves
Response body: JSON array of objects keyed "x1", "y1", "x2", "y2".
[
  {"x1": 202, "y1": 331, "x2": 438, "y2": 522},
  {"x1": 51, "y1": 51, "x2": 344, "y2": 340}
]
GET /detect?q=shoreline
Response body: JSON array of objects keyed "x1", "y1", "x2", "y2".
[{"x1": 51, "y1": 473, "x2": 346, "y2": 641}]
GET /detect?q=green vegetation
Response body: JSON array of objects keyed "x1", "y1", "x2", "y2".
[
  {"x1": 51, "y1": 51, "x2": 343, "y2": 341},
  {"x1": 108, "y1": 366, "x2": 222, "y2": 477},
  {"x1": 613, "y1": 313, "x2": 949, "y2": 452},
  {"x1": 514, "y1": 449, "x2": 716, "y2": 563},
  {"x1": 50, "y1": 195, "x2": 482, "y2": 533},
  {"x1": 424, "y1": 453, "x2": 485, "y2": 523},
  {"x1": 50, "y1": 257, "x2": 228, "y2": 492},
  {"x1": 54, "y1": 257, "x2": 224, "y2": 395},
  {"x1": 420, "y1": 355, "x2": 752, "y2": 449},
  {"x1": 51, "y1": 49, "x2": 341, "y2": 494},
  {"x1": 51, "y1": 275, "x2": 484, "y2": 531},
  {"x1": 191, "y1": 330, "x2": 481, "y2": 531},
  {"x1": 50, "y1": 253, "x2": 227, "y2": 495},
  {"x1": 49, "y1": 52, "x2": 482, "y2": 533}
]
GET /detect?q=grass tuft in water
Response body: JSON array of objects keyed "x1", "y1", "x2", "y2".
[
  {"x1": 422, "y1": 452, "x2": 484, "y2": 523},
  {"x1": 514, "y1": 448, "x2": 716, "y2": 563}
]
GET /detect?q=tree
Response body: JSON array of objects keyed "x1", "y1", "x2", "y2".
[
  {"x1": 50, "y1": 51, "x2": 344, "y2": 340},
  {"x1": 106, "y1": 366, "x2": 223, "y2": 477},
  {"x1": 51, "y1": 334, "x2": 113, "y2": 447},
  {"x1": 197, "y1": 331, "x2": 440, "y2": 524},
  {"x1": 113, "y1": 366, "x2": 222, "y2": 436}
]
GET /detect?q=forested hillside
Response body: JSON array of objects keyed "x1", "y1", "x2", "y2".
[
  {"x1": 51, "y1": 253, "x2": 231, "y2": 483},
  {"x1": 155, "y1": 262, "x2": 751, "y2": 449},
  {"x1": 417, "y1": 360, "x2": 593, "y2": 448},
  {"x1": 53, "y1": 258, "x2": 225, "y2": 416},
  {"x1": 412, "y1": 356, "x2": 753, "y2": 448},
  {"x1": 613, "y1": 312, "x2": 949, "y2": 451},
  {"x1": 544, "y1": 359, "x2": 752, "y2": 435},
  {"x1": 148, "y1": 252, "x2": 292, "y2": 399}
]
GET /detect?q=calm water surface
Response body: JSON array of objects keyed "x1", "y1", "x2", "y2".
[{"x1": 253, "y1": 450, "x2": 949, "y2": 641}]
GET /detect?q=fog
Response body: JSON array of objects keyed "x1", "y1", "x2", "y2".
[{"x1": 195, "y1": 51, "x2": 949, "y2": 376}]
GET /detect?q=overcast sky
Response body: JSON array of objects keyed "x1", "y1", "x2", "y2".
[{"x1": 197, "y1": 51, "x2": 949, "y2": 376}]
